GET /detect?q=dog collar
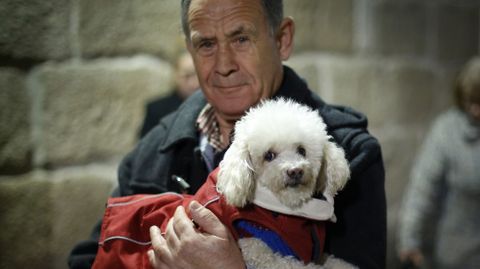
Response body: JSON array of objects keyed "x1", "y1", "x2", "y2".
[{"x1": 252, "y1": 184, "x2": 335, "y2": 221}]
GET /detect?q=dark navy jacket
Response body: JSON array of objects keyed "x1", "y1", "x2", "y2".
[{"x1": 69, "y1": 66, "x2": 386, "y2": 269}]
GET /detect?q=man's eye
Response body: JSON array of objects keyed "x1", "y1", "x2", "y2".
[
  {"x1": 264, "y1": 151, "x2": 276, "y2": 162},
  {"x1": 195, "y1": 40, "x2": 216, "y2": 56},
  {"x1": 237, "y1": 36, "x2": 249, "y2": 43},
  {"x1": 199, "y1": 40, "x2": 214, "y2": 49},
  {"x1": 233, "y1": 36, "x2": 250, "y2": 48}
]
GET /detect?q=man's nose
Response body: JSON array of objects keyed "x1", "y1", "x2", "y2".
[{"x1": 215, "y1": 44, "x2": 238, "y2": 76}]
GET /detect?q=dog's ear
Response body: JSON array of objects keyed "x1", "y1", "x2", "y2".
[
  {"x1": 217, "y1": 139, "x2": 255, "y2": 207},
  {"x1": 317, "y1": 140, "x2": 350, "y2": 203}
]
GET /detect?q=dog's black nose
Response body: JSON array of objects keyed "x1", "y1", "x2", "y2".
[{"x1": 286, "y1": 168, "x2": 304, "y2": 185}]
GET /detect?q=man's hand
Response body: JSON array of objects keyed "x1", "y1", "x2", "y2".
[{"x1": 148, "y1": 200, "x2": 245, "y2": 269}]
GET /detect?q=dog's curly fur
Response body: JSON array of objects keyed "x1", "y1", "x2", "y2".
[
  {"x1": 239, "y1": 238, "x2": 358, "y2": 269},
  {"x1": 216, "y1": 98, "x2": 355, "y2": 268}
]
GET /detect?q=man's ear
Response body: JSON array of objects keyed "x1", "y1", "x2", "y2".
[{"x1": 276, "y1": 17, "x2": 295, "y2": 61}]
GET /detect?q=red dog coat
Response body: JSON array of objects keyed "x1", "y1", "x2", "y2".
[{"x1": 92, "y1": 168, "x2": 326, "y2": 269}]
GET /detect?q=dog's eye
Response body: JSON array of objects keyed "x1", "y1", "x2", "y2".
[
  {"x1": 264, "y1": 151, "x2": 276, "y2": 162},
  {"x1": 297, "y1": 146, "x2": 306, "y2": 157}
]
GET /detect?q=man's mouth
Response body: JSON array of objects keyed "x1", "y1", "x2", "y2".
[
  {"x1": 214, "y1": 83, "x2": 246, "y2": 89},
  {"x1": 214, "y1": 84, "x2": 247, "y2": 94}
]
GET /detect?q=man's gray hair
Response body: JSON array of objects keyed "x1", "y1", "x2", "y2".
[{"x1": 180, "y1": 0, "x2": 283, "y2": 39}]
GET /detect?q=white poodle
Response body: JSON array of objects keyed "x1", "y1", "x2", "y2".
[
  {"x1": 216, "y1": 98, "x2": 355, "y2": 269},
  {"x1": 92, "y1": 98, "x2": 356, "y2": 269}
]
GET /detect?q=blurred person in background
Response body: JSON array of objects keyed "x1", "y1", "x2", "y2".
[
  {"x1": 397, "y1": 56, "x2": 480, "y2": 269},
  {"x1": 139, "y1": 51, "x2": 199, "y2": 138}
]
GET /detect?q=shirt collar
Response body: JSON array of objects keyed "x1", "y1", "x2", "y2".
[{"x1": 196, "y1": 104, "x2": 228, "y2": 152}]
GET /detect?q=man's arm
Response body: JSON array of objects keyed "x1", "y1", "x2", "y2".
[
  {"x1": 69, "y1": 107, "x2": 193, "y2": 268},
  {"x1": 68, "y1": 148, "x2": 137, "y2": 268},
  {"x1": 326, "y1": 146, "x2": 387, "y2": 269}
]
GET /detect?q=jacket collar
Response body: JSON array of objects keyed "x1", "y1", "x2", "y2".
[
  {"x1": 273, "y1": 66, "x2": 320, "y2": 106},
  {"x1": 157, "y1": 90, "x2": 207, "y2": 152}
]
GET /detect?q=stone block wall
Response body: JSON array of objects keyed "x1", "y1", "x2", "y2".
[
  {"x1": 0, "y1": 1, "x2": 478, "y2": 268},
  {"x1": 0, "y1": 68, "x2": 31, "y2": 174},
  {"x1": 29, "y1": 57, "x2": 171, "y2": 167}
]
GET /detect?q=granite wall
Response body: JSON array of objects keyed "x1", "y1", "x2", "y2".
[{"x1": 1, "y1": 0, "x2": 478, "y2": 268}]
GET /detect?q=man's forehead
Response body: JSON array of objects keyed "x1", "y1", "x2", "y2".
[{"x1": 189, "y1": 21, "x2": 257, "y2": 41}]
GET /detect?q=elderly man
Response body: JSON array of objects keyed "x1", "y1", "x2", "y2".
[{"x1": 69, "y1": 0, "x2": 386, "y2": 268}]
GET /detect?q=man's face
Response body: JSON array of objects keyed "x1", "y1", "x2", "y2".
[{"x1": 186, "y1": 0, "x2": 287, "y2": 121}]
